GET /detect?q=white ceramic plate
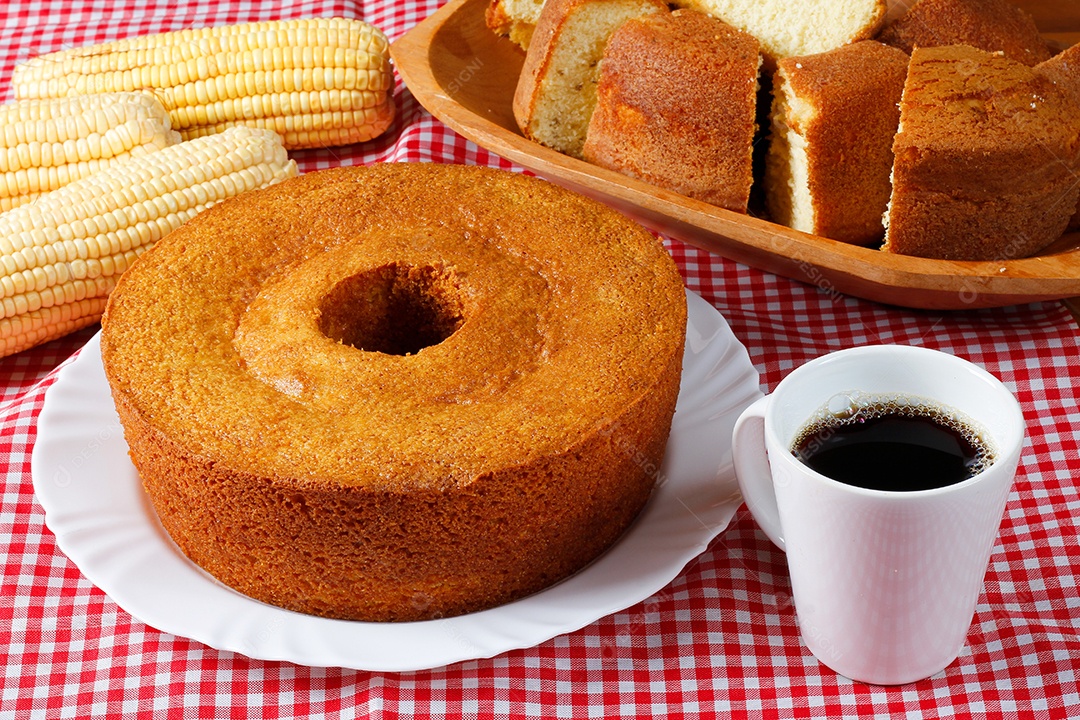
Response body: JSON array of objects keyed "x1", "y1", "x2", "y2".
[{"x1": 31, "y1": 290, "x2": 761, "y2": 672}]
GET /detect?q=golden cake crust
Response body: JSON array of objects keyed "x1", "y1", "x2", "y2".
[
  {"x1": 582, "y1": 10, "x2": 760, "y2": 212},
  {"x1": 879, "y1": 0, "x2": 1052, "y2": 66},
  {"x1": 884, "y1": 45, "x2": 1080, "y2": 260},
  {"x1": 765, "y1": 40, "x2": 909, "y2": 244},
  {"x1": 1037, "y1": 43, "x2": 1080, "y2": 107},
  {"x1": 512, "y1": 0, "x2": 668, "y2": 158},
  {"x1": 1036, "y1": 43, "x2": 1080, "y2": 230},
  {"x1": 100, "y1": 162, "x2": 688, "y2": 622}
]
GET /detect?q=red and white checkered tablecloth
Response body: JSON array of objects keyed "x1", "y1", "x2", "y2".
[{"x1": 2, "y1": 1, "x2": 1079, "y2": 717}]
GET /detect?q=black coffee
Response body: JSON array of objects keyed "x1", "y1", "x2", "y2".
[{"x1": 791, "y1": 397, "x2": 994, "y2": 492}]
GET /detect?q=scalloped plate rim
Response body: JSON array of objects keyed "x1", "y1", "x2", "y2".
[{"x1": 31, "y1": 289, "x2": 761, "y2": 672}]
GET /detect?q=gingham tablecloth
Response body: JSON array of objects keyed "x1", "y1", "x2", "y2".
[{"x1": 2, "y1": 1, "x2": 1078, "y2": 718}]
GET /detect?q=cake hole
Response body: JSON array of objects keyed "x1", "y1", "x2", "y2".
[{"x1": 318, "y1": 263, "x2": 465, "y2": 356}]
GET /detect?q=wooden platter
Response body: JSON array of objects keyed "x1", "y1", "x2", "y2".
[{"x1": 390, "y1": 0, "x2": 1080, "y2": 310}]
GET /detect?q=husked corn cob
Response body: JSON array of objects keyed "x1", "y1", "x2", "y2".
[
  {"x1": 0, "y1": 125, "x2": 297, "y2": 358},
  {"x1": 0, "y1": 93, "x2": 181, "y2": 213},
  {"x1": 12, "y1": 18, "x2": 395, "y2": 150}
]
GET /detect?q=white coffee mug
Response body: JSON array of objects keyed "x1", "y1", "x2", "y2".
[{"x1": 731, "y1": 345, "x2": 1024, "y2": 685}]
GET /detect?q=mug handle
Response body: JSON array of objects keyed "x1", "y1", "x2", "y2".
[{"x1": 731, "y1": 395, "x2": 786, "y2": 551}]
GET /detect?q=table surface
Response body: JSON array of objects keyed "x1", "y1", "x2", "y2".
[{"x1": 2, "y1": 1, "x2": 1078, "y2": 718}]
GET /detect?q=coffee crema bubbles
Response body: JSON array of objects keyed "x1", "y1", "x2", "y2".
[{"x1": 791, "y1": 393, "x2": 997, "y2": 492}]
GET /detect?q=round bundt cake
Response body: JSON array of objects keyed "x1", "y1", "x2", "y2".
[{"x1": 100, "y1": 162, "x2": 688, "y2": 622}]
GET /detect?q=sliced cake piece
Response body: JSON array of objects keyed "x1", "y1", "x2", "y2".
[
  {"x1": 582, "y1": 10, "x2": 761, "y2": 212},
  {"x1": 883, "y1": 45, "x2": 1080, "y2": 260},
  {"x1": 486, "y1": 0, "x2": 547, "y2": 49},
  {"x1": 764, "y1": 41, "x2": 909, "y2": 244},
  {"x1": 1037, "y1": 42, "x2": 1080, "y2": 107},
  {"x1": 670, "y1": 0, "x2": 886, "y2": 67},
  {"x1": 1036, "y1": 43, "x2": 1080, "y2": 229},
  {"x1": 878, "y1": 0, "x2": 1052, "y2": 66},
  {"x1": 513, "y1": 0, "x2": 668, "y2": 158}
]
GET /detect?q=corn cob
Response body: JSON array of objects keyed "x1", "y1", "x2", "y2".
[
  {"x1": 11, "y1": 18, "x2": 395, "y2": 150},
  {"x1": 0, "y1": 125, "x2": 297, "y2": 358},
  {"x1": 0, "y1": 93, "x2": 181, "y2": 213}
]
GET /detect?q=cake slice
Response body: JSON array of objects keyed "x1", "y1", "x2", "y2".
[
  {"x1": 764, "y1": 41, "x2": 909, "y2": 244},
  {"x1": 878, "y1": 0, "x2": 1052, "y2": 66},
  {"x1": 883, "y1": 45, "x2": 1080, "y2": 260},
  {"x1": 486, "y1": 0, "x2": 547, "y2": 49},
  {"x1": 513, "y1": 0, "x2": 668, "y2": 158},
  {"x1": 1036, "y1": 43, "x2": 1080, "y2": 229},
  {"x1": 582, "y1": 10, "x2": 760, "y2": 212},
  {"x1": 670, "y1": 0, "x2": 886, "y2": 66},
  {"x1": 1037, "y1": 43, "x2": 1080, "y2": 107}
]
